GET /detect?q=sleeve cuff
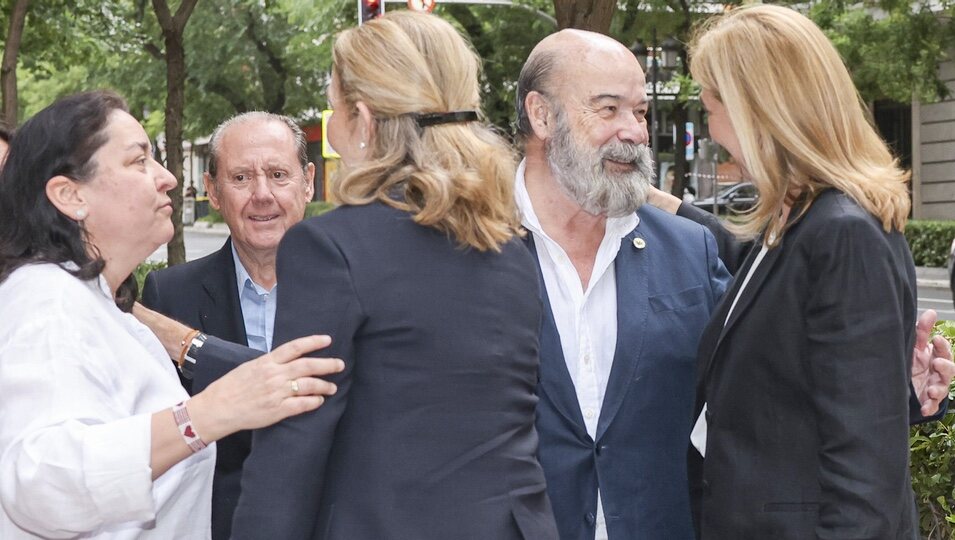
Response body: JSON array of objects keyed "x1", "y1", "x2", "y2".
[{"x1": 82, "y1": 413, "x2": 156, "y2": 523}]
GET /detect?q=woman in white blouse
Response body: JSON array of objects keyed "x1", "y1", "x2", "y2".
[{"x1": 0, "y1": 91, "x2": 343, "y2": 539}]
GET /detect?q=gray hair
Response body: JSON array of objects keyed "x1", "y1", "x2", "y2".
[
  {"x1": 515, "y1": 50, "x2": 559, "y2": 138},
  {"x1": 206, "y1": 111, "x2": 308, "y2": 179}
]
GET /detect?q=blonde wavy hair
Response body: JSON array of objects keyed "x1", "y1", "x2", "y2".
[
  {"x1": 331, "y1": 11, "x2": 521, "y2": 252},
  {"x1": 690, "y1": 4, "x2": 910, "y2": 244}
]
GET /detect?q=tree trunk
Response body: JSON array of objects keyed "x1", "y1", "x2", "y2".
[
  {"x1": 152, "y1": 0, "x2": 199, "y2": 266},
  {"x1": 1, "y1": 0, "x2": 30, "y2": 126},
  {"x1": 670, "y1": 12, "x2": 692, "y2": 199},
  {"x1": 670, "y1": 100, "x2": 688, "y2": 198},
  {"x1": 553, "y1": 0, "x2": 615, "y2": 33}
]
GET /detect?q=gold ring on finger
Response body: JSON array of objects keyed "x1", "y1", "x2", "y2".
[{"x1": 289, "y1": 379, "x2": 300, "y2": 395}]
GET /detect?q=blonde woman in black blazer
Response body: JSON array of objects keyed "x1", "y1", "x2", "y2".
[
  {"x1": 689, "y1": 6, "x2": 920, "y2": 539},
  {"x1": 227, "y1": 12, "x2": 558, "y2": 540}
]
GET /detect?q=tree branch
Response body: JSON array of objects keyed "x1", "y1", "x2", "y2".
[
  {"x1": 244, "y1": 9, "x2": 287, "y2": 112},
  {"x1": 172, "y1": 0, "x2": 199, "y2": 31}
]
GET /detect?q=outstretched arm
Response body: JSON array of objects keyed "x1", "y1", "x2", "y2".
[
  {"x1": 646, "y1": 186, "x2": 751, "y2": 274},
  {"x1": 911, "y1": 309, "x2": 954, "y2": 422}
]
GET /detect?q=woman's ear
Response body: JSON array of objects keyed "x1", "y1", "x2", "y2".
[
  {"x1": 355, "y1": 101, "x2": 376, "y2": 148},
  {"x1": 46, "y1": 175, "x2": 88, "y2": 221}
]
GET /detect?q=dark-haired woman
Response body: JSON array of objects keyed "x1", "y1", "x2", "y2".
[{"x1": 0, "y1": 91, "x2": 342, "y2": 539}]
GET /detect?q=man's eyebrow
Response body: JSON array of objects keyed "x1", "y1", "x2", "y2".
[
  {"x1": 126, "y1": 142, "x2": 149, "y2": 153},
  {"x1": 588, "y1": 94, "x2": 622, "y2": 104}
]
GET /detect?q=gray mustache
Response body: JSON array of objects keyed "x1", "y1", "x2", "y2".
[{"x1": 601, "y1": 143, "x2": 650, "y2": 164}]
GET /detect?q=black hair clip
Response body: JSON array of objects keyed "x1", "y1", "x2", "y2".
[{"x1": 414, "y1": 110, "x2": 479, "y2": 128}]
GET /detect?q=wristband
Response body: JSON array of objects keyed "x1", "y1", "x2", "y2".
[
  {"x1": 177, "y1": 329, "x2": 200, "y2": 370},
  {"x1": 172, "y1": 401, "x2": 207, "y2": 453},
  {"x1": 178, "y1": 331, "x2": 207, "y2": 380}
]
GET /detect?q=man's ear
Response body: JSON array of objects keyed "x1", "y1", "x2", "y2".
[
  {"x1": 525, "y1": 91, "x2": 554, "y2": 140},
  {"x1": 203, "y1": 172, "x2": 221, "y2": 210},
  {"x1": 45, "y1": 175, "x2": 87, "y2": 221},
  {"x1": 303, "y1": 163, "x2": 316, "y2": 201},
  {"x1": 355, "y1": 101, "x2": 375, "y2": 148}
]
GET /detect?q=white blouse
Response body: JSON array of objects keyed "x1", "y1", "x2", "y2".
[{"x1": 0, "y1": 263, "x2": 215, "y2": 539}]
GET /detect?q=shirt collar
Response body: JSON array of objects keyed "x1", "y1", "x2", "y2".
[
  {"x1": 60, "y1": 260, "x2": 113, "y2": 300},
  {"x1": 514, "y1": 158, "x2": 639, "y2": 241},
  {"x1": 231, "y1": 242, "x2": 271, "y2": 296}
]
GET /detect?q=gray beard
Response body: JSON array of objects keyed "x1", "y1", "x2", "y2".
[{"x1": 545, "y1": 115, "x2": 655, "y2": 218}]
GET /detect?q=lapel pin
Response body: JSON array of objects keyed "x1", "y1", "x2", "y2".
[{"x1": 632, "y1": 237, "x2": 646, "y2": 250}]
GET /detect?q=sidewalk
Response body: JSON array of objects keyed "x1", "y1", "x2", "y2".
[
  {"x1": 916, "y1": 266, "x2": 950, "y2": 290},
  {"x1": 187, "y1": 222, "x2": 231, "y2": 237},
  {"x1": 180, "y1": 223, "x2": 952, "y2": 290}
]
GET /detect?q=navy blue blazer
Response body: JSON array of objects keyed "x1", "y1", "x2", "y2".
[
  {"x1": 142, "y1": 238, "x2": 248, "y2": 540},
  {"x1": 229, "y1": 202, "x2": 558, "y2": 539},
  {"x1": 532, "y1": 204, "x2": 730, "y2": 540}
]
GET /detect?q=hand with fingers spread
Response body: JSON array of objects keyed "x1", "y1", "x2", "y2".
[
  {"x1": 188, "y1": 335, "x2": 344, "y2": 443},
  {"x1": 912, "y1": 309, "x2": 955, "y2": 417}
]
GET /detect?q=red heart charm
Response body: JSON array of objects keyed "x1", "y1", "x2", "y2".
[{"x1": 184, "y1": 426, "x2": 196, "y2": 438}]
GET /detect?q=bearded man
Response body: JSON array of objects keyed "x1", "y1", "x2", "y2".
[{"x1": 515, "y1": 30, "x2": 730, "y2": 540}]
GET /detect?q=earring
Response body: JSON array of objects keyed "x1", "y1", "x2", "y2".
[
  {"x1": 75, "y1": 208, "x2": 87, "y2": 220},
  {"x1": 359, "y1": 141, "x2": 366, "y2": 150}
]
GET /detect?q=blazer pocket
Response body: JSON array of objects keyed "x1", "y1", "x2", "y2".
[
  {"x1": 762, "y1": 502, "x2": 820, "y2": 512},
  {"x1": 649, "y1": 285, "x2": 705, "y2": 313}
]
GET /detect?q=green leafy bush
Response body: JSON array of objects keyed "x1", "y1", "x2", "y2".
[
  {"x1": 133, "y1": 260, "x2": 167, "y2": 301},
  {"x1": 911, "y1": 321, "x2": 955, "y2": 539},
  {"x1": 197, "y1": 206, "x2": 224, "y2": 224},
  {"x1": 196, "y1": 201, "x2": 333, "y2": 223},
  {"x1": 905, "y1": 220, "x2": 955, "y2": 267},
  {"x1": 305, "y1": 201, "x2": 336, "y2": 218}
]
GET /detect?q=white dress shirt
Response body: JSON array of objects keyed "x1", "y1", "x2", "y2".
[
  {"x1": 515, "y1": 161, "x2": 637, "y2": 540},
  {"x1": 0, "y1": 264, "x2": 215, "y2": 539}
]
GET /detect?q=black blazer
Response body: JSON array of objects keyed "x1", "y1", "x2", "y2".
[
  {"x1": 677, "y1": 201, "x2": 948, "y2": 425},
  {"x1": 692, "y1": 190, "x2": 919, "y2": 539},
  {"x1": 141, "y1": 238, "x2": 249, "y2": 540},
  {"x1": 230, "y1": 202, "x2": 558, "y2": 539}
]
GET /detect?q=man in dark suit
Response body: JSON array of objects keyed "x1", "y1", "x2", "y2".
[
  {"x1": 141, "y1": 111, "x2": 314, "y2": 540},
  {"x1": 514, "y1": 30, "x2": 731, "y2": 540}
]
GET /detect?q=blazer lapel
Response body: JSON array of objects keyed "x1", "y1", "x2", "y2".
[
  {"x1": 698, "y1": 231, "x2": 787, "y2": 393},
  {"x1": 596, "y1": 227, "x2": 649, "y2": 441},
  {"x1": 200, "y1": 238, "x2": 249, "y2": 346},
  {"x1": 523, "y1": 234, "x2": 589, "y2": 439},
  {"x1": 717, "y1": 240, "x2": 784, "y2": 341}
]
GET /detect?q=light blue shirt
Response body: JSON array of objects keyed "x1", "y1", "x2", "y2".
[{"x1": 231, "y1": 244, "x2": 276, "y2": 353}]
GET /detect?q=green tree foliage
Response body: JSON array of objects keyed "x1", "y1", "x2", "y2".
[
  {"x1": 10, "y1": 0, "x2": 341, "y2": 137},
  {"x1": 810, "y1": 0, "x2": 955, "y2": 103},
  {"x1": 438, "y1": 1, "x2": 555, "y2": 132}
]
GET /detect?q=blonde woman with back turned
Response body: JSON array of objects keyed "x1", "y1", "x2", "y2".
[
  {"x1": 229, "y1": 11, "x2": 558, "y2": 540},
  {"x1": 688, "y1": 5, "x2": 920, "y2": 539}
]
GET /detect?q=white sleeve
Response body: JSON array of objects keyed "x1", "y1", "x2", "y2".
[{"x1": 0, "y1": 315, "x2": 156, "y2": 538}]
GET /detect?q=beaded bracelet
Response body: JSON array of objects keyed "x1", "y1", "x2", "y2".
[{"x1": 172, "y1": 401, "x2": 207, "y2": 453}]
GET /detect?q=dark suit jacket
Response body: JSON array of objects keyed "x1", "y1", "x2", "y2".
[
  {"x1": 141, "y1": 238, "x2": 249, "y2": 540},
  {"x1": 533, "y1": 204, "x2": 731, "y2": 540},
  {"x1": 676, "y1": 201, "x2": 948, "y2": 425},
  {"x1": 693, "y1": 190, "x2": 919, "y2": 539},
  {"x1": 228, "y1": 202, "x2": 558, "y2": 539}
]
